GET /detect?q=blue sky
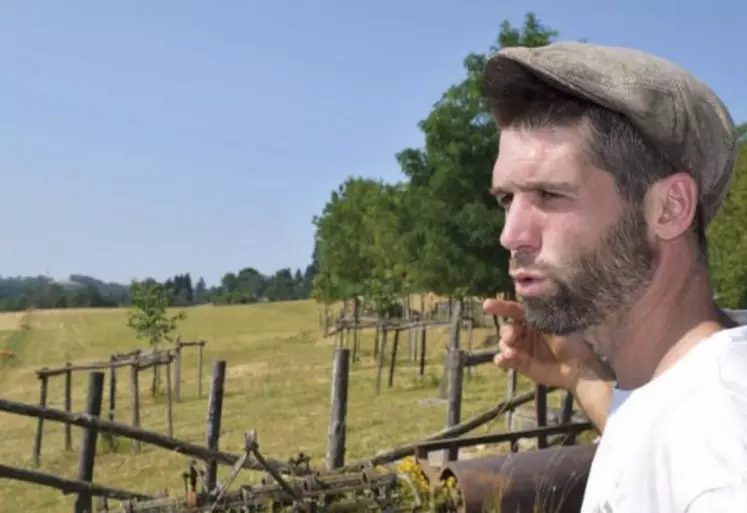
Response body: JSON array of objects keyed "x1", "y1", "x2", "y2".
[{"x1": 1, "y1": 0, "x2": 745, "y2": 287}]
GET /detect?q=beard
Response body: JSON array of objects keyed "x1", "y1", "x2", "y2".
[{"x1": 513, "y1": 203, "x2": 658, "y2": 338}]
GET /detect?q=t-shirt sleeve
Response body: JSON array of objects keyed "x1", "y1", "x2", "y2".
[{"x1": 685, "y1": 481, "x2": 747, "y2": 513}]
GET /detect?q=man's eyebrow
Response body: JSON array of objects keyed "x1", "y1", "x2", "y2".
[{"x1": 490, "y1": 180, "x2": 578, "y2": 196}]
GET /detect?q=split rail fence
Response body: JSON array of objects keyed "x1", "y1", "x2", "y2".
[{"x1": 31, "y1": 339, "x2": 207, "y2": 466}]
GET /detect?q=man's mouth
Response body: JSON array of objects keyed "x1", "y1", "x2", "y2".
[{"x1": 511, "y1": 271, "x2": 548, "y2": 295}]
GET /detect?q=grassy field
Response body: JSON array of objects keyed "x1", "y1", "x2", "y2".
[{"x1": 0, "y1": 299, "x2": 546, "y2": 512}]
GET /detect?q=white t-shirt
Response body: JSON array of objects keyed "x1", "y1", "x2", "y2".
[{"x1": 580, "y1": 325, "x2": 747, "y2": 513}]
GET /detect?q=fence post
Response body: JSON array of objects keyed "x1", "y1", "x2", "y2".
[
  {"x1": 205, "y1": 360, "x2": 226, "y2": 493},
  {"x1": 130, "y1": 363, "x2": 141, "y2": 452},
  {"x1": 387, "y1": 328, "x2": 400, "y2": 389},
  {"x1": 506, "y1": 368, "x2": 518, "y2": 452},
  {"x1": 197, "y1": 341, "x2": 205, "y2": 398},
  {"x1": 439, "y1": 301, "x2": 462, "y2": 399},
  {"x1": 32, "y1": 372, "x2": 49, "y2": 467},
  {"x1": 326, "y1": 348, "x2": 350, "y2": 471},
  {"x1": 419, "y1": 327, "x2": 427, "y2": 378},
  {"x1": 104, "y1": 357, "x2": 116, "y2": 450},
  {"x1": 174, "y1": 341, "x2": 182, "y2": 403},
  {"x1": 445, "y1": 349, "x2": 465, "y2": 461},
  {"x1": 535, "y1": 385, "x2": 548, "y2": 449},
  {"x1": 65, "y1": 362, "x2": 73, "y2": 451},
  {"x1": 165, "y1": 358, "x2": 174, "y2": 438},
  {"x1": 73, "y1": 371, "x2": 105, "y2": 513},
  {"x1": 560, "y1": 391, "x2": 577, "y2": 446}
]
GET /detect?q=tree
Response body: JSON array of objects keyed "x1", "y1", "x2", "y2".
[
  {"x1": 194, "y1": 277, "x2": 208, "y2": 303},
  {"x1": 126, "y1": 279, "x2": 186, "y2": 396},
  {"x1": 396, "y1": 13, "x2": 559, "y2": 305},
  {"x1": 311, "y1": 177, "x2": 382, "y2": 309},
  {"x1": 707, "y1": 142, "x2": 747, "y2": 308}
]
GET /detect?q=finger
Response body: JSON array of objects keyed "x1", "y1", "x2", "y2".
[
  {"x1": 483, "y1": 298, "x2": 526, "y2": 322},
  {"x1": 494, "y1": 339, "x2": 529, "y2": 373},
  {"x1": 494, "y1": 338, "x2": 518, "y2": 366},
  {"x1": 500, "y1": 323, "x2": 527, "y2": 350},
  {"x1": 493, "y1": 350, "x2": 516, "y2": 368}
]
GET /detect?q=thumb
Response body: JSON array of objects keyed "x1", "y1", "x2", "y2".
[{"x1": 493, "y1": 343, "x2": 532, "y2": 374}]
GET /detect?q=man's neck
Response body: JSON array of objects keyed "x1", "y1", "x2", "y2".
[{"x1": 595, "y1": 262, "x2": 724, "y2": 390}]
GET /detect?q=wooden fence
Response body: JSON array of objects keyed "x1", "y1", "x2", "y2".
[
  {"x1": 328, "y1": 312, "x2": 487, "y2": 396},
  {"x1": 32, "y1": 339, "x2": 207, "y2": 466},
  {"x1": 0, "y1": 359, "x2": 300, "y2": 512},
  {"x1": 323, "y1": 344, "x2": 590, "y2": 473},
  {"x1": 2, "y1": 352, "x2": 594, "y2": 512}
]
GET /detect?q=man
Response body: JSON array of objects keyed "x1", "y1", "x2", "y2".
[{"x1": 480, "y1": 42, "x2": 747, "y2": 512}]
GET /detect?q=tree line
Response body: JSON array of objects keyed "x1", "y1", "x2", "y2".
[
  {"x1": 309, "y1": 12, "x2": 747, "y2": 315},
  {"x1": 0, "y1": 259, "x2": 318, "y2": 313}
]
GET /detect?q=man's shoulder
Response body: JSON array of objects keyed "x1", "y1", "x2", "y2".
[{"x1": 649, "y1": 332, "x2": 747, "y2": 509}]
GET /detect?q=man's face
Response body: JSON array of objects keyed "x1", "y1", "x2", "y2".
[{"x1": 491, "y1": 124, "x2": 658, "y2": 345}]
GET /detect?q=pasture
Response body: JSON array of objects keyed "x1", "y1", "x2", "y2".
[{"x1": 0, "y1": 299, "x2": 538, "y2": 512}]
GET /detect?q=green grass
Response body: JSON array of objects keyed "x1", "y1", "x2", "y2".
[{"x1": 0, "y1": 299, "x2": 554, "y2": 512}]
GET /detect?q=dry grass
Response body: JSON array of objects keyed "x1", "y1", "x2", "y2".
[{"x1": 0, "y1": 299, "x2": 548, "y2": 512}]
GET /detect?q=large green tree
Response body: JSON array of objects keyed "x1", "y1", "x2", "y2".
[
  {"x1": 311, "y1": 177, "x2": 412, "y2": 316},
  {"x1": 396, "y1": 13, "x2": 559, "y2": 303},
  {"x1": 707, "y1": 142, "x2": 747, "y2": 308}
]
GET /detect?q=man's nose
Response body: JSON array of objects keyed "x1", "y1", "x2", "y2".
[{"x1": 499, "y1": 197, "x2": 540, "y2": 252}]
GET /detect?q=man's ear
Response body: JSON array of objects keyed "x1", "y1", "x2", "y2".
[{"x1": 645, "y1": 172, "x2": 699, "y2": 241}]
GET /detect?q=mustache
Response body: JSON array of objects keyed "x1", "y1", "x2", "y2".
[{"x1": 510, "y1": 253, "x2": 551, "y2": 273}]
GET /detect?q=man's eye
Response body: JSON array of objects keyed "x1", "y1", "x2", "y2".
[
  {"x1": 538, "y1": 190, "x2": 562, "y2": 201},
  {"x1": 497, "y1": 193, "x2": 513, "y2": 209}
]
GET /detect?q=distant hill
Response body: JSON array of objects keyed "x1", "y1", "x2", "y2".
[
  {"x1": 0, "y1": 274, "x2": 129, "y2": 312},
  {"x1": 0, "y1": 262, "x2": 318, "y2": 313}
]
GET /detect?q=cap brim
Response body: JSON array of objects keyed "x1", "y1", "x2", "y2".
[{"x1": 481, "y1": 49, "x2": 627, "y2": 122}]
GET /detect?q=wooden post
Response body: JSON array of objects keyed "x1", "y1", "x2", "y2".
[
  {"x1": 535, "y1": 385, "x2": 548, "y2": 449},
  {"x1": 73, "y1": 371, "x2": 105, "y2": 513},
  {"x1": 107, "y1": 357, "x2": 116, "y2": 423},
  {"x1": 375, "y1": 328, "x2": 388, "y2": 394},
  {"x1": 506, "y1": 368, "x2": 518, "y2": 452},
  {"x1": 351, "y1": 328, "x2": 358, "y2": 363},
  {"x1": 419, "y1": 326, "x2": 427, "y2": 378},
  {"x1": 372, "y1": 324, "x2": 379, "y2": 359},
  {"x1": 439, "y1": 301, "x2": 462, "y2": 399},
  {"x1": 466, "y1": 319, "x2": 474, "y2": 378},
  {"x1": 174, "y1": 341, "x2": 182, "y2": 403},
  {"x1": 387, "y1": 328, "x2": 400, "y2": 389},
  {"x1": 104, "y1": 356, "x2": 116, "y2": 450},
  {"x1": 64, "y1": 362, "x2": 73, "y2": 451},
  {"x1": 326, "y1": 348, "x2": 350, "y2": 470},
  {"x1": 560, "y1": 391, "x2": 576, "y2": 446},
  {"x1": 205, "y1": 360, "x2": 226, "y2": 493},
  {"x1": 197, "y1": 342, "x2": 205, "y2": 398},
  {"x1": 32, "y1": 373, "x2": 49, "y2": 467},
  {"x1": 445, "y1": 349, "x2": 465, "y2": 462},
  {"x1": 165, "y1": 359, "x2": 174, "y2": 438},
  {"x1": 130, "y1": 364, "x2": 141, "y2": 452}
]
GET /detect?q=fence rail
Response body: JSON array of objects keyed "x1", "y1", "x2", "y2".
[{"x1": 0, "y1": 464, "x2": 152, "y2": 502}]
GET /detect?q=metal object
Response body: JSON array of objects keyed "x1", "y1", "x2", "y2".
[
  {"x1": 99, "y1": 429, "x2": 410, "y2": 512},
  {"x1": 438, "y1": 443, "x2": 596, "y2": 513}
]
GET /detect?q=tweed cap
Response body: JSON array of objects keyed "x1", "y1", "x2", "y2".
[{"x1": 482, "y1": 41, "x2": 737, "y2": 225}]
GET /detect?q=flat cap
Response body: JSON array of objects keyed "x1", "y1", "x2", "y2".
[{"x1": 482, "y1": 41, "x2": 737, "y2": 225}]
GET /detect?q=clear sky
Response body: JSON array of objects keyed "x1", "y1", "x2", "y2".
[{"x1": 1, "y1": 0, "x2": 745, "y2": 287}]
